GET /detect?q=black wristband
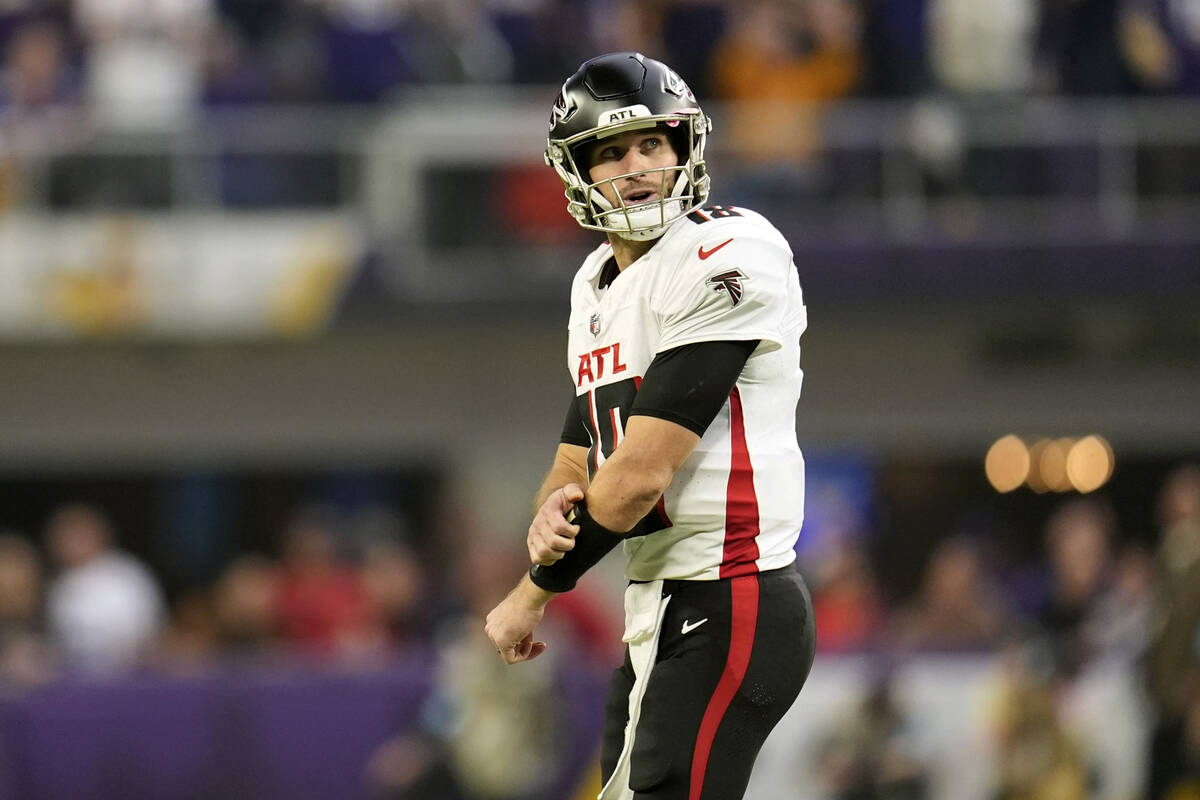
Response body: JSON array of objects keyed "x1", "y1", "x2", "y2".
[{"x1": 528, "y1": 499, "x2": 622, "y2": 593}]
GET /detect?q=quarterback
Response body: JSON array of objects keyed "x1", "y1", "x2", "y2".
[{"x1": 485, "y1": 52, "x2": 816, "y2": 800}]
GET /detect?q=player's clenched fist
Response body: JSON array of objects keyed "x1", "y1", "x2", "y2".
[
  {"x1": 485, "y1": 575, "x2": 550, "y2": 664},
  {"x1": 527, "y1": 483, "x2": 584, "y2": 565}
]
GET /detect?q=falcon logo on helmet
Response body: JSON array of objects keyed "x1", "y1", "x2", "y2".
[
  {"x1": 544, "y1": 52, "x2": 712, "y2": 242},
  {"x1": 662, "y1": 68, "x2": 694, "y2": 101},
  {"x1": 550, "y1": 91, "x2": 577, "y2": 126}
]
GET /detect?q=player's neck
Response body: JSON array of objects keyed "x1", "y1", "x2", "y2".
[{"x1": 608, "y1": 234, "x2": 660, "y2": 272}]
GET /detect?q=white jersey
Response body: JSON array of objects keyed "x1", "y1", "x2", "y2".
[{"x1": 566, "y1": 204, "x2": 807, "y2": 582}]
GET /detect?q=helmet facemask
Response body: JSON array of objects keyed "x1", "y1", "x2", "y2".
[{"x1": 546, "y1": 101, "x2": 711, "y2": 241}]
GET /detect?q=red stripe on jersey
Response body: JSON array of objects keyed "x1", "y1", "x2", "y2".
[
  {"x1": 721, "y1": 387, "x2": 761, "y2": 578},
  {"x1": 689, "y1": 575, "x2": 759, "y2": 800},
  {"x1": 587, "y1": 389, "x2": 601, "y2": 473},
  {"x1": 652, "y1": 495, "x2": 673, "y2": 528}
]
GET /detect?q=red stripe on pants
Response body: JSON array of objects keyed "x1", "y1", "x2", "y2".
[{"x1": 689, "y1": 575, "x2": 760, "y2": 800}]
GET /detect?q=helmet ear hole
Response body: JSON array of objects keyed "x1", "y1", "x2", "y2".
[{"x1": 569, "y1": 141, "x2": 594, "y2": 175}]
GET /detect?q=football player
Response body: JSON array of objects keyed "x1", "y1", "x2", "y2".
[{"x1": 485, "y1": 52, "x2": 816, "y2": 800}]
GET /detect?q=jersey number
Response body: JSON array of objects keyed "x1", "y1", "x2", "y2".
[
  {"x1": 576, "y1": 377, "x2": 672, "y2": 537},
  {"x1": 687, "y1": 204, "x2": 743, "y2": 224}
]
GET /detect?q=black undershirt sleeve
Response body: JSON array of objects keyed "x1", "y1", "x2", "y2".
[
  {"x1": 560, "y1": 393, "x2": 591, "y2": 447},
  {"x1": 629, "y1": 339, "x2": 759, "y2": 436},
  {"x1": 534, "y1": 339, "x2": 757, "y2": 592}
]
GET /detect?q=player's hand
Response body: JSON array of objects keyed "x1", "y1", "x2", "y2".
[
  {"x1": 527, "y1": 483, "x2": 584, "y2": 566},
  {"x1": 485, "y1": 576, "x2": 552, "y2": 665}
]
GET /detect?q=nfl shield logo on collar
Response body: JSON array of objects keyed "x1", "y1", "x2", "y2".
[{"x1": 589, "y1": 313, "x2": 601, "y2": 337}]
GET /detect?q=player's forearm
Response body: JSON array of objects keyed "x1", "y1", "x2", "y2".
[
  {"x1": 514, "y1": 571, "x2": 556, "y2": 607},
  {"x1": 532, "y1": 452, "x2": 589, "y2": 513},
  {"x1": 584, "y1": 447, "x2": 674, "y2": 532}
]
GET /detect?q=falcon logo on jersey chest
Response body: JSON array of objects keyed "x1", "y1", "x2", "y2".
[
  {"x1": 589, "y1": 313, "x2": 602, "y2": 337},
  {"x1": 706, "y1": 269, "x2": 747, "y2": 306}
]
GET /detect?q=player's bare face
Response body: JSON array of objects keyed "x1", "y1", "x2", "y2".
[{"x1": 586, "y1": 129, "x2": 679, "y2": 211}]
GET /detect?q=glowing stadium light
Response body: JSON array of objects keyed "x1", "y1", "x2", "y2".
[
  {"x1": 988, "y1": 434, "x2": 1115, "y2": 494},
  {"x1": 1067, "y1": 435, "x2": 1115, "y2": 493},
  {"x1": 1039, "y1": 437, "x2": 1075, "y2": 493},
  {"x1": 985, "y1": 435, "x2": 1030, "y2": 493},
  {"x1": 1024, "y1": 438, "x2": 1052, "y2": 493}
]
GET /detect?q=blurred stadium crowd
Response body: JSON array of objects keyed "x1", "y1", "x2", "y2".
[
  {"x1": 1, "y1": 0, "x2": 1198, "y2": 117},
  {"x1": 1, "y1": 463, "x2": 1198, "y2": 798},
  {"x1": 1, "y1": 0, "x2": 1197, "y2": 242}
]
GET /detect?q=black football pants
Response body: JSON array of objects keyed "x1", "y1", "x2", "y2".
[{"x1": 600, "y1": 565, "x2": 816, "y2": 800}]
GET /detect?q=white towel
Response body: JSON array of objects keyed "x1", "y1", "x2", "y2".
[{"x1": 598, "y1": 580, "x2": 671, "y2": 800}]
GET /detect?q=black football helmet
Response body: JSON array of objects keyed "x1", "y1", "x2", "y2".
[{"x1": 544, "y1": 52, "x2": 711, "y2": 241}]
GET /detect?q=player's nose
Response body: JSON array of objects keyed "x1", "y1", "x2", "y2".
[{"x1": 620, "y1": 149, "x2": 656, "y2": 177}]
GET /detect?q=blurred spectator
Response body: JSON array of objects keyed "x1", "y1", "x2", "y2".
[
  {"x1": 891, "y1": 534, "x2": 1010, "y2": 652},
  {"x1": 588, "y1": 0, "x2": 664, "y2": 60},
  {"x1": 156, "y1": 587, "x2": 219, "y2": 670},
  {"x1": 250, "y1": 1, "x2": 326, "y2": 103},
  {"x1": 811, "y1": 539, "x2": 884, "y2": 652},
  {"x1": 1034, "y1": 496, "x2": 1118, "y2": 676},
  {"x1": 813, "y1": 677, "x2": 931, "y2": 800},
  {"x1": 0, "y1": 532, "x2": 56, "y2": 687},
  {"x1": 990, "y1": 644, "x2": 1090, "y2": 800},
  {"x1": 0, "y1": 18, "x2": 82, "y2": 209},
  {"x1": 1125, "y1": 0, "x2": 1200, "y2": 197},
  {"x1": 360, "y1": 540, "x2": 426, "y2": 651},
  {"x1": 1121, "y1": 0, "x2": 1186, "y2": 90},
  {"x1": 926, "y1": 0, "x2": 1038, "y2": 94},
  {"x1": 924, "y1": 0, "x2": 1050, "y2": 204},
  {"x1": 72, "y1": 0, "x2": 215, "y2": 133},
  {"x1": 200, "y1": 17, "x2": 272, "y2": 106},
  {"x1": 710, "y1": 0, "x2": 862, "y2": 202},
  {"x1": 0, "y1": 18, "x2": 78, "y2": 112},
  {"x1": 1156, "y1": 0, "x2": 1200, "y2": 93},
  {"x1": 43, "y1": 503, "x2": 166, "y2": 673},
  {"x1": 1084, "y1": 542, "x2": 1156, "y2": 661},
  {"x1": 62, "y1": 0, "x2": 214, "y2": 208},
  {"x1": 0, "y1": 533, "x2": 39, "y2": 629},
  {"x1": 1156, "y1": 463, "x2": 1200, "y2": 580},
  {"x1": 367, "y1": 542, "x2": 569, "y2": 800},
  {"x1": 274, "y1": 506, "x2": 375, "y2": 659},
  {"x1": 213, "y1": 553, "x2": 282, "y2": 655},
  {"x1": 1147, "y1": 465, "x2": 1200, "y2": 792}
]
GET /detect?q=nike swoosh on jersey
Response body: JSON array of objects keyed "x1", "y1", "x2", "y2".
[
  {"x1": 698, "y1": 238, "x2": 734, "y2": 260},
  {"x1": 681, "y1": 618, "x2": 709, "y2": 635}
]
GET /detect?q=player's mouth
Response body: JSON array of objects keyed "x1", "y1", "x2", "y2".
[{"x1": 621, "y1": 188, "x2": 659, "y2": 206}]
